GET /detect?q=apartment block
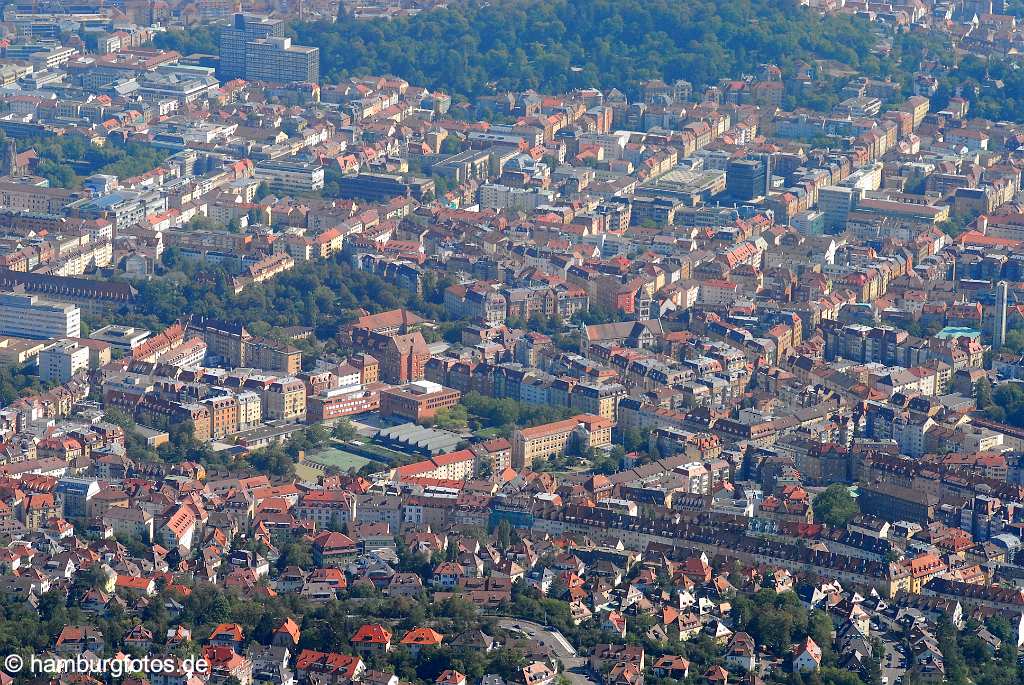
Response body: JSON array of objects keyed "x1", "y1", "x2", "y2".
[
  {"x1": 203, "y1": 395, "x2": 239, "y2": 440},
  {"x1": 39, "y1": 340, "x2": 90, "y2": 383},
  {"x1": 263, "y1": 377, "x2": 307, "y2": 422},
  {"x1": 237, "y1": 391, "x2": 263, "y2": 430},
  {"x1": 254, "y1": 158, "x2": 325, "y2": 194},
  {"x1": 569, "y1": 382, "x2": 627, "y2": 421},
  {"x1": 219, "y1": 13, "x2": 284, "y2": 80},
  {"x1": 511, "y1": 414, "x2": 613, "y2": 469}
]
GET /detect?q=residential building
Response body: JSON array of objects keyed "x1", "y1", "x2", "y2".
[
  {"x1": 511, "y1": 414, "x2": 613, "y2": 469},
  {"x1": 39, "y1": 340, "x2": 90, "y2": 383}
]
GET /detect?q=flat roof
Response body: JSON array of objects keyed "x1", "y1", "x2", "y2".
[{"x1": 936, "y1": 326, "x2": 981, "y2": 340}]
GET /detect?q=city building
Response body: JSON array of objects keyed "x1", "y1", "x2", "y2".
[
  {"x1": 89, "y1": 325, "x2": 151, "y2": 352},
  {"x1": 55, "y1": 477, "x2": 101, "y2": 518},
  {"x1": 263, "y1": 377, "x2": 307, "y2": 422},
  {"x1": 379, "y1": 381, "x2": 461, "y2": 423},
  {"x1": 244, "y1": 37, "x2": 319, "y2": 84},
  {"x1": 255, "y1": 158, "x2": 325, "y2": 194},
  {"x1": 39, "y1": 340, "x2": 90, "y2": 383},
  {"x1": 511, "y1": 414, "x2": 613, "y2": 469},
  {"x1": 725, "y1": 159, "x2": 767, "y2": 201},
  {"x1": 219, "y1": 13, "x2": 285, "y2": 80},
  {"x1": 307, "y1": 387, "x2": 381, "y2": 421},
  {"x1": 0, "y1": 292, "x2": 81, "y2": 340},
  {"x1": 337, "y1": 174, "x2": 436, "y2": 202},
  {"x1": 994, "y1": 281, "x2": 1009, "y2": 351}
]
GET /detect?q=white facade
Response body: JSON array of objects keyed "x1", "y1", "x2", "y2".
[
  {"x1": 818, "y1": 185, "x2": 862, "y2": 231},
  {"x1": 0, "y1": 293, "x2": 80, "y2": 340},
  {"x1": 479, "y1": 184, "x2": 555, "y2": 211},
  {"x1": 255, "y1": 159, "x2": 325, "y2": 193},
  {"x1": 90, "y1": 324, "x2": 151, "y2": 351},
  {"x1": 39, "y1": 340, "x2": 90, "y2": 383},
  {"x1": 236, "y1": 391, "x2": 263, "y2": 430}
]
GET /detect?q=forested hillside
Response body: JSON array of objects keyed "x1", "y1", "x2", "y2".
[
  {"x1": 152, "y1": 0, "x2": 1024, "y2": 122},
  {"x1": 294, "y1": 0, "x2": 885, "y2": 99}
]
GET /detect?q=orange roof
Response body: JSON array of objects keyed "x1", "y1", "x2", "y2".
[
  {"x1": 296, "y1": 650, "x2": 363, "y2": 678},
  {"x1": 908, "y1": 553, "x2": 945, "y2": 578},
  {"x1": 351, "y1": 624, "x2": 391, "y2": 644},
  {"x1": 203, "y1": 645, "x2": 246, "y2": 669},
  {"x1": 275, "y1": 618, "x2": 301, "y2": 644},
  {"x1": 208, "y1": 623, "x2": 243, "y2": 641},
  {"x1": 400, "y1": 627, "x2": 444, "y2": 645},
  {"x1": 116, "y1": 575, "x2": 152, "y2": 590},
  {"x1": 958, "y1": 230, "x2": 1023, "y2": 249}
]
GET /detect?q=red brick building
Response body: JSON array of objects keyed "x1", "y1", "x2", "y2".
[
  {"x1": 379, "y1": 382, "x2": 461, "y2": 423},
  {"x1": 355, "y1": 330, "x2": 430, "y2": 384}
]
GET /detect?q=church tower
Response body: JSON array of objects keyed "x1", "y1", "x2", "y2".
[{"x1": 2, "y1": 139, "x2": 17, "y2": 177}]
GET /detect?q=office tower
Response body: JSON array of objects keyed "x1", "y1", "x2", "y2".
[
  {"x1": 994, "y1": 280, "x2": 1009, "y2": 351},
  {"x1": 0, "y1": 292, "x2": 80, "y2": 340},
  {"x1": 726, "y1": 159, "x2": 766, "y2": 202},
  {"x1": 244, "y1": 37, "x2": 319, "y2": 84},
  {"x1": 818, "y1": 185, "x2": 863, "y2": 232},
  {"x1": 219, "y1": 13, "x2": 284, "y2": 80}
]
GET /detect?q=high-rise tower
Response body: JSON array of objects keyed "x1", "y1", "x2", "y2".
[{"x1": 994, "y1": 280, "x2": 1009, "y2": 351}]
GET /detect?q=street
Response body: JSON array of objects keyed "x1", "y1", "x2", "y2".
[
  {"x1": 871, "y1": 615, "x2": 908, "y2": 685},
  {"x1": 493, "y1": 618, "x2": 597, "y2": 685}
]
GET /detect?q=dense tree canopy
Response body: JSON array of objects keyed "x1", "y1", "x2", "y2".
[
  {"x1": 0, "y1": 362, "x2": 47, "y2": 404},
  {"x1": 133, "y1": 254, "x2": 448, "y2": 341},
  {"x1": 731, "y1": 590, "x2": 832, "y2": 660},
  {"x1": 295, "y1": 0, "x2": 884, "y2": 101},
  {"x1": 461, "y1": 391, "x2": 577, "y2": 431},
  {"x1": 21, "y1": 135, "x2": 168, "y2": 188},
  {"x1": 812, "y1": 484, "x2": 860, "y2": 528},
  {"x1": 152, "y1": 25, "x2": 221, "y2": 56},
  {"x1": 930, "y1": 52, "x2": 1024, "y2": 123},
  {"x1": 979, "y1": 382, "x2": 1024, "y2": 427},
  {"x1": 151, "y1": 1, "x2": 1024, "y2": 124}
]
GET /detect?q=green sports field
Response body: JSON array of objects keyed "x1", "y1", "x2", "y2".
[{"x1": 306, "y1": 446, "x2": 375, "y2": 471}]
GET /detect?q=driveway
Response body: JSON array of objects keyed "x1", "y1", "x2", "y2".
[{"x1": 493, "y1": 618, "x2": 597, "y2": 685}]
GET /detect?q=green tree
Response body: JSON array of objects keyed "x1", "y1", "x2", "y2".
[
  {"x1": 294, "y1": 0, "x2": 885, "y2": 102},
  {"x1": 276, "y1": 541, "x2": 314, "y2": 570},
  {"x1": 812, "y1": 484, "x2": 859, "y2": 528},
  {"x1": 936, "y1": 613, "x2": 969, "y2": 685},
  {"x1": 432, "y1": 404, "x2": 469, "y2": 431},
  {"x1": 620, "y1": 427, "x2": 646, "y2": 453},
  {"x1": 976, "y1": 377, "x2": 993, "y2": 409},
  {"x1": 731, "y1": 590, "x2": 813, "y2": 656},
  {"x1": 153, "y1": 25, "x2": 221, "y2": 54},
  {"x1": 332, "y1": 418, "x2": 357, "y2": 441},
  {"x1": 246, "y1": 445, "x2": 296, "y2": 479},
  {"x1": 494, "y1": 519, "x2": 512, "y2": 549}
]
